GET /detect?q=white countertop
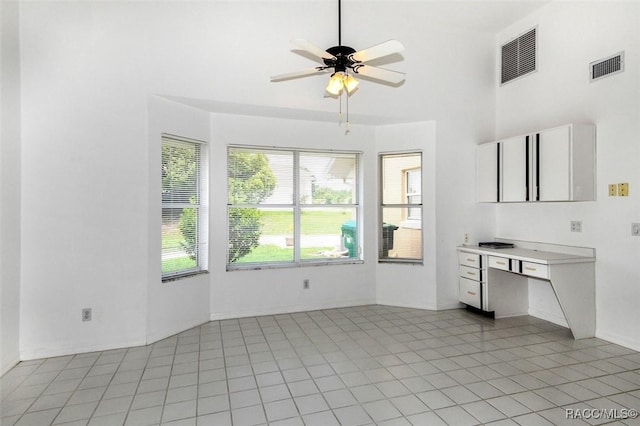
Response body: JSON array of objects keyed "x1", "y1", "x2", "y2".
[{"x1": 458, "y1": 245, "x2": 596, "y2": 265}]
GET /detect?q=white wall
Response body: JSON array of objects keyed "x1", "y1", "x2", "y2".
[
  {"x1": 209, "y1": 114, "x2": 377, "y2": 319},
  {"x1": 13, "y1": 0, "x2": 497, "y2": 360},
  {"x1": 146, "y1": 96, "x2": 212, "y2": 343},
  {"x1": 18, "y1": 1, "x2": 151, "y2": 359},
  {"x1": 1, "y1": 0, "x2": 22, "y2": 375},
  {"x1": 495, "y1": 2, "x2": 640, "y2": 349},
  {"x1": 375, "y1": 122, "x2": 439, "y2": 309}
]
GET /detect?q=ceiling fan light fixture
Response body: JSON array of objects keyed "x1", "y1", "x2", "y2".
[
  {"x1": 325, "y1": 72, "x2": 359, "y2": 96},
  {"x1": 270, "y1": 0, "x2": 405, "y2": 131},
  {"x1": 326, "y1": 72, "x2": 346, "y2": 96},
  {"x1": 343, "y1": 74, "x2": 359, "y2": 93}
]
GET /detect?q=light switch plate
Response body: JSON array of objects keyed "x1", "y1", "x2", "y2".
[
  {"x1": 82, "y1": 308, "x2": 92, "y2": 322},
  {"x1": 632, "y1": 223, "x2": 640, "y2": 237},
  {"x1": 618, "y1": 183, "x2": 629, "y2": 197}
]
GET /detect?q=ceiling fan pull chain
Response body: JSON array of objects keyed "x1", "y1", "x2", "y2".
[{"x1": 345, "y1": 90, "x2": 351, "y2": 135}]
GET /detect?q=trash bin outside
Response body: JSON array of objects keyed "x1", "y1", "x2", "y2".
[
  {"x1": 341, "y1": 220, "x2": 358, "y2": 258},
  {"x1": 381, "y1": 223, "x2": 399, "y2": 258}
]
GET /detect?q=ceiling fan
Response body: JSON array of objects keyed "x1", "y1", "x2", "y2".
[{"x1": 270, "y1": 0, "x2": 406, "y2": 98}]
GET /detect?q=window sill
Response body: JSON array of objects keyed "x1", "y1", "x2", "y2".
[
  {"x1": 162, "y1": 270, "x2": 209, "y2": 283},
  {"x1": 378, "y1": 259, "x2": 423, "y2": 265},
  {"x1": 226, "y1": 259, "x2": 363, "y2": 272}
]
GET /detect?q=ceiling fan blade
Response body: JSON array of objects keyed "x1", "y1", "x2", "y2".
[
  {"x1": 270, "y1": 68, "x2": 329, "y2": 82},
  {"x1": 354, "y1": 65, "x2": 405, "y2": 84},
  {"x1": 292, "y1": 39, "x2": 336, "y2": 61},
  {"x1": 350, "y1": 40, "x2": 405, "y2": 63}
]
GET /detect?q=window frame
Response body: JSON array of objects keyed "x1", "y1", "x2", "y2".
[
  {"x1": 161, "y1": 134, "x2": 209, "y2": 281},
  {"x1": 404, "y1": 167, "x2": 422, "y2": 222},
  {"x1": 226, "y1": 145, "x2": 362, "y2": 271},
  {"x1": 378, "y1": 151, "x2": 423, "y2": 264}
]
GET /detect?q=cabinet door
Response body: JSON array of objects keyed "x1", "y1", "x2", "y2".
[
  {"x1": 500, "y1": 135, "x2": 529, "y2": 202},
  {"x1": 477, "y1": 142, "x2": 498, "y2": 202},
  {"x1": 537, "y1": 126, "x2": 571, "y2": 201}
]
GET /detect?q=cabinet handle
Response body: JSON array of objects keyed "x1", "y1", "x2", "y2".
[
  {"x1": 496, "y1": 261, "x2": 506, "y2": 266},
  {"x1": 466, "y1": 258, "x2": 475, "y2": 262},
  {"x1": 525, "y1": 267, "x2": 537, "y2": 271},
  {"x1": 467, "y1": 291, "x2": 476, "y2": 296},
  {"x1": 466, "y1": 271, "x2": 476, "y2": 276}
]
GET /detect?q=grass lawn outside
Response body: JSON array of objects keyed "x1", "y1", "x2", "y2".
[
  {"x1": 261, "y1": 209, "x2": 354, "y2": 235},
  {"x1": 162, "y1": 256, "x2": 197, "y2": 274},
  {"x1": 233, "y1": 245, "x2": 338, "y2": 263},
  {"x1": 162, "y1": 223, "x2": 184, "y2": 249},
  {"x1": 162, "y1": 210, "x2": 356, "y2": 266}
]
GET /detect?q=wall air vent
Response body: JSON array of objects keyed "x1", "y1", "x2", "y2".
[
  {"x1": 501, "y1": 27, "x2": 537, "y2": 85},
  {"x1": 590, "y1": 52, "x2": 624, "y2": 82}
]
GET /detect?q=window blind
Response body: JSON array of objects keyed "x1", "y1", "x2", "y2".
[{"x1": 162, "y1": 135, "x2": 207, "y2": 279}]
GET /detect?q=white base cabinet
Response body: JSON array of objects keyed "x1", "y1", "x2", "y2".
[
  {"x1": 457, "y1": 240, "x2": 596, "y2": 339},
  {"x1": 477, "y1": 123, "x2": 596, "y2": 203}
]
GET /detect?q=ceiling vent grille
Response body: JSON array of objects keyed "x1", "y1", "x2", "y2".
[
  {"x1": 590, "y1": 52, "x2": 624, "y2": 82},
  {"x1": 501, "y1": 27, "x2": 537, "y2": 85}
]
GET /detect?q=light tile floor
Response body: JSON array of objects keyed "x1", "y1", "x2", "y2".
[{"x1": 2, "y1": 305, "x2": 640, "y2": 425}]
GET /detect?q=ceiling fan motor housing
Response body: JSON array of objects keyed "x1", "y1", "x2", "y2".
[{"x1": 324, "y1": 45, "x2": 358, "y2": 73}]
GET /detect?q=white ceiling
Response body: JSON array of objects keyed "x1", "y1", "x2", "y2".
[
  {"x1": 406, "y1": 0, "x2": 551, "y2": 33},
  {"x1": 168, "y1": 0, "x2": 552, "y2": 123},
  {"x1": 194, "y1": 0, "x2": 551, "y2": 33}
]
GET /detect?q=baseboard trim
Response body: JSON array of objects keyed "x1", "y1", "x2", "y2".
[
  {"x1": 596, "y1": 330, "x2": 640, "y2": 353},
  {"x1": 375, "y1": 300, "x2": 439, "y2": 311},
  {"x1": 528, "y1": 307, "x2": 569, "y2": 328},
  {"x1": 19, "y1": 338, "x2": 148, "y2": 361},
  {"x1": 146, "y1": 316, "x2": 211, "y2": 346},
  {"x1": 210, "y1": 299, "x2": 376, "y2": 321},
  {"x1": 1, "y1": 358, "x2": 20, "y2": 377}
]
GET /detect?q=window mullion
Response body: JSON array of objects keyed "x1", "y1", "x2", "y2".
[{"x1": 293, "y1": 151, "x2": 301, "y2": 263}]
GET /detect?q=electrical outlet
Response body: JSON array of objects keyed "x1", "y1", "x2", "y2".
[
  {"x1": 618, "y1": 183, "x2": 629, "y2": 197},
  {"x1": 303, "y1": 279, "x2": 310, "y2": 289},
  {"x1": 463, "y1": 233, "x2": 469, "y2": 244},
  {"x1": 632, "y1": 223, "x2": 640, "y2": 237},
  {"x1": 82, "y1": 308, "x2": 92, "y2": 322},
  {"x1": 609, "y1": 184, "x2": 618, "y2": 196},
  {"x1": 570, "y1": 221, "x2": 582, "y2": 232}
]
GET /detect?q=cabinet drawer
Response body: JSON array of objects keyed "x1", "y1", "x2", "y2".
[
  {"x1": 459, "y1": 277, "x2": 481, "y2": 309},
  {"x1": 459, "y1": 265, "x2": 483, "y2": 281},
  {"x1": 521, "y1": 262, "x2": 548, "y2": 279},
  {"x1": 488, "y1": 256, "x2": 510, "y2": 271},
  {"x1": 458, "y1": 252, "x2": 481, "y2": 268}
]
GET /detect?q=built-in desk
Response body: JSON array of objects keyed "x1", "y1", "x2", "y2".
[{"x1": 457, "y1": 239, "x2": 596, "y2": 339}]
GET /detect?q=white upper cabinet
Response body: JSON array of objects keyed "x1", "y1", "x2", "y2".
[
  {"x1": 476, "y1": 142, "x2": 498, "y2": 202},
  {"x1": 500, "y1": 135, "x2": 529, "y2": 202},
  {"x1": 477, "y1": 124, "x2": 595, "y2": 203},
  {"x1": 537, "y1": 125, "x2": 571, "y2": 201},
  {"x1": 537, "y1": 124, "x2": 596, "y2": 201}
]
